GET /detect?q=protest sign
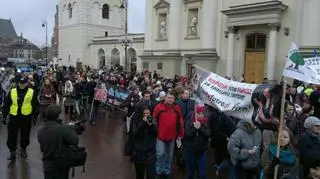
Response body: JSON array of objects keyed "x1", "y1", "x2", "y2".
[
  {"x1": 94, "y1": 88, "x2": 108, "y2": 102},
  {"x1": 193, "y1": 65, "x2": 281, "y2": 130},
  {"x1": 93, "y1": 83, "x2": 130, "y2": 106}
]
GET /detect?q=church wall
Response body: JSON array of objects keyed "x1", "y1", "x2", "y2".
[
  {"x1": 216, "y1": 0, "x2": 300, "y2": 81},
  {"x1": 59, "y1": 26, "x2": 87, "y2": 66}
]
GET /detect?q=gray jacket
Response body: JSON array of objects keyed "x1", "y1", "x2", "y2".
[{"x1": 227, "y1": 120, "x2": 262, "y2": 170}]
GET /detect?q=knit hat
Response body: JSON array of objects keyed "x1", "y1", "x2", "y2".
[
  {"x1": 159, "y1": 91, "x2": 166, "y2": 97},
  {"x1": 304, "y1": 116, "x2": 320, "y2": 129},
  {"x1": 196, "y1": 105, "x2": 205, "y2": 113},
  {"x1": 45, "y1": 104, "x2": 61, "y2": 120}
]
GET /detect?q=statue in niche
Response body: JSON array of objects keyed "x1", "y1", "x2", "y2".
[
  {"x1": 159, "y1": 18, "x2": 167, "y2": 39},
  {"x1": 189, "y1": 16, "x2": 198, "y2": 36}
]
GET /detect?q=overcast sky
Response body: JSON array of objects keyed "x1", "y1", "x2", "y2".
[{"x1": 0, "y1": 0, "x2": 145, "y2": 47}]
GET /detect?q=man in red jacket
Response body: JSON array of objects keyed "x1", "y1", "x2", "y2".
[{"x1": 153, "y1": 93, "x2": 184, "y2": 177}]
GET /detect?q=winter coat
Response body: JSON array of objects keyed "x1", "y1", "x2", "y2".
[
  {"x1": 120, "y1": 93, "x2": 141, "y2": 116},
  {"x1": 62, "y1": 90, "x2": 76, "y2": 107},
  {"x1": 184, "y1": 115, "x2": 210, "y2": 153},
  {"x1": 261, "y1": 144, "x2": 297, "y2": 178},
  {"x1": 131, "y1": 117, "x2": 157, "y2": 163},
  {"x1": 228, "y1": 120, "x2": 262, "y2": 170},
  {"x1": 153, "y1": 103, "x2": 184, "y2": 141},
  {"x1": 39, "y1": 84, "x2": 56, "y2": 106},
  {"x1": 176, "y1": 98, "x2": 195, "y2": 121},
  {"x1": 297, "y1": 132, "x2": 320, "y2": 176}
]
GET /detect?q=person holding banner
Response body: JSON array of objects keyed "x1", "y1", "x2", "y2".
[
  {"x1": 227, "y1": 118, "x2": 262, "y2": 179},
  {"x1": 120, "y1": 86, "x2": 141, "y2": 132},
  {"x1": 260, "y1": 127, "x2": 298, "y2": 178}
]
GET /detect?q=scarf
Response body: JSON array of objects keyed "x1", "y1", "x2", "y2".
[
  {"x1": 268, "y1": 144, "x2": 296, "y2": 166},
  {"x1": 192, "y1": 114, "x2": 208, "y2": 124},
  {"x1": 64, "y1": 81, "x2": 74, "y2": 93}
]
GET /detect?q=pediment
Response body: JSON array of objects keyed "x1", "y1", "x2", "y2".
[
  {"x1": 221, "y1": 1, "x2": 288, "y2": 26},
  {"x1": 184, "y1": 0, "x2": 203, "y2": 4},
  {"x1": 154, "y1": 0, "x2": 170, "y2": 10}
]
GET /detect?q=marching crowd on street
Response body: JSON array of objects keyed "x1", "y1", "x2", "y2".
[{"x1": 1, "y1": 65, "x2": 320, "y2": 179}]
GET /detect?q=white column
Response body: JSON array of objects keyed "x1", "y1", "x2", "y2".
[
  {"x1": 144, "y1": 0, "x2": 153, "y2": 50},
  {"x1": 300, "y1": 0, "x2": 320, "y2": 46},
  {"x1": 226, "y1": 26, "x2": 236, "y2": 76},
  {"x1": 201, "y1": 0, "x2": 217, "y2": 49},
  {"x1": 266, "y1": 23, "x2": 279, "y2": 80},
  {"x1": 168, "y1": 0, "x2": 182, "y2": 49},
  {"x1": 181, "y1": 57, "x2": 187, "y2": 76},
  {"x1": 137, "y1": 57, "x2": 142, "y2": 72}
]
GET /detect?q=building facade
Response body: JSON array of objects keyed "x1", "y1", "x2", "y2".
[
  {"x1": 59, "y1": 0, "x2": 320, "y2": 82},
  {"x1": 142, "y1": 0, "x2": 320, "y2": 82},
  {"x1": 0, "y1": 18, "x2": 17, "y2": 60},
  {"x1": 58, "y1": 0, "x2": 126, "y2": 66},
  {"x1": 10, "y1": 35, "x2": 41, "y2": 60},
  {"x1": 51, "y1": 5, "x2": 59, "y2": 58}
]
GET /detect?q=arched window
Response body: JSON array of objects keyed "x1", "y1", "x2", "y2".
[
  {"x1": 102, "y1": 4, "x2": 109, "y2": 19},
  {"x1": 68, "y1": 3, "x2": 72, "y2": 19}
]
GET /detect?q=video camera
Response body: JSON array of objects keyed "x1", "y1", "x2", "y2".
[{"x1": 66, "y1": 119, "x2": 87, "y2": 135}]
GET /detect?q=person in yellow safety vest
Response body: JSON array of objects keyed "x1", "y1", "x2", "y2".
[{"x1": 2, "y1": 77, "x2": 39, "y2": 161}]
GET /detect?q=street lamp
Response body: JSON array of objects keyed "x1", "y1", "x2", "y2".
[
  {"x1": 42, "y1": 21, "x2": 48, "y2": 66},
  {"x1": 119, "y1": 0, "x2": 131, "y2": 72}
]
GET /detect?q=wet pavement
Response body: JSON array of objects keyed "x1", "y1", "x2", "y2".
[{"x1": 0, "y1": 110, "x2": 218, "y2": 179}]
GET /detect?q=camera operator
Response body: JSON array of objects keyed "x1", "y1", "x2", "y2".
[{"x1": 37, "y1": 104, "x2": 79, "y2": 179}]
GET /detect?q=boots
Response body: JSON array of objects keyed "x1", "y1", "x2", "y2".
[
  {"x1": 7, "y1": 151, "x2": 16, "y2": 160},
  {"x1": 21, "y1": 149, "x2": 27, "y2": 158}
]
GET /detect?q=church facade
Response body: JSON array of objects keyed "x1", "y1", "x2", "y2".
[
  {"x1": 143, "y1": 0, "x2": 320, "y2": 82},
  {"x1": 58, "y1": 0, "x2": 320, "y2": 82}
]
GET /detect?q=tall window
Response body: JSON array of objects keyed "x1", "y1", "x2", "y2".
[
  {"x1": 68, "y1": 3, "x2": 72, "y2": 19},
  {"x1": 102, "y1": 4, "x2": 109, "y2": 19}
]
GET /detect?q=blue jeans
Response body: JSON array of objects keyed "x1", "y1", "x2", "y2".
[
  {"x1": 156, "y1": 139, "x2": 175, "y2": 175},
  {"x1": 186, "y1": 151, "x2": 207, "y2": 179}
]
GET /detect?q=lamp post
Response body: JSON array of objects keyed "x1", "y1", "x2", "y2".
[
  {"x1": 42, "y1": 21, "x2": 48, "y2": 66},
  {"x1": 119, "y1": 0, "x2": 132, "y2": 72}
]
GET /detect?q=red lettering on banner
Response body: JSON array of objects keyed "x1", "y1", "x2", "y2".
[
  {"x1": 237, "y1": 88, "x2": 253, "y2": 95},
  {"x1": 207, "y1": 77, "x2": 228, "y2": 90}
]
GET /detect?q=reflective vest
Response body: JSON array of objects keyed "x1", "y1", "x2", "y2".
[{"x1": 9, "y1": 88, "x2": 34, "y2": 116}]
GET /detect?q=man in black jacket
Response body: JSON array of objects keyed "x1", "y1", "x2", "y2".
[
  {"x1": 2, "y1": 77, "x2": 39, "y2": 160},
  {"x1": 38, "y1": 104, "x2": 79, "y2": 179}
]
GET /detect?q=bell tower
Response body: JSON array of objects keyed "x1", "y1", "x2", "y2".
[{"x1": 58, "y1": 0, "x2": 125, "y2": 66}]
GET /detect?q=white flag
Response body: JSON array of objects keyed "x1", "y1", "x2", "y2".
[{"x1": 283, "y1": 42, "x2": 320, "y2": 84}]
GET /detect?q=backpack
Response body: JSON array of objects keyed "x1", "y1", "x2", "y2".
[{"x1": 54, "y1": 134, "x2": 87, "y2": 177}]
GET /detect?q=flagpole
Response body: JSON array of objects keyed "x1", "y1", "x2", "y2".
[{"x1": 273, "y1": 79, "x2": 287, "y2": 179}]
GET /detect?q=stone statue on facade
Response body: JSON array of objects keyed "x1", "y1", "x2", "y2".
[
  {"x1": 189, "y1": 16, "x2": 198, "y2": 36},
  {"x1": 159, "y1": 19, "x2": 167, "y2": 39}
]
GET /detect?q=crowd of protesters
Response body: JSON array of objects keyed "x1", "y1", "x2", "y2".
[{"x1": 1, "y1": 64, "x2": 320, "y2": 179}]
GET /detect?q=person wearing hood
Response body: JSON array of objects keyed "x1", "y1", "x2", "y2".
[
  {"x1": 227, "y1": 118, "x2": 262, "y2": 179},
  {"x1": 297, "y1": 116, "x2": 320, "y2": 177},
  {"x1": 184, "y1": 105, "x2": 210, "y2": 179},
  {"x1": 2, "y1": 77, "x2": 39, "y2": 160},
  {"x1": 62, "y1": 80, "x2": 76, "y2": 122},
  {"x1": 155, "y1": 91, "x2": 166, "y2": 105}
]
